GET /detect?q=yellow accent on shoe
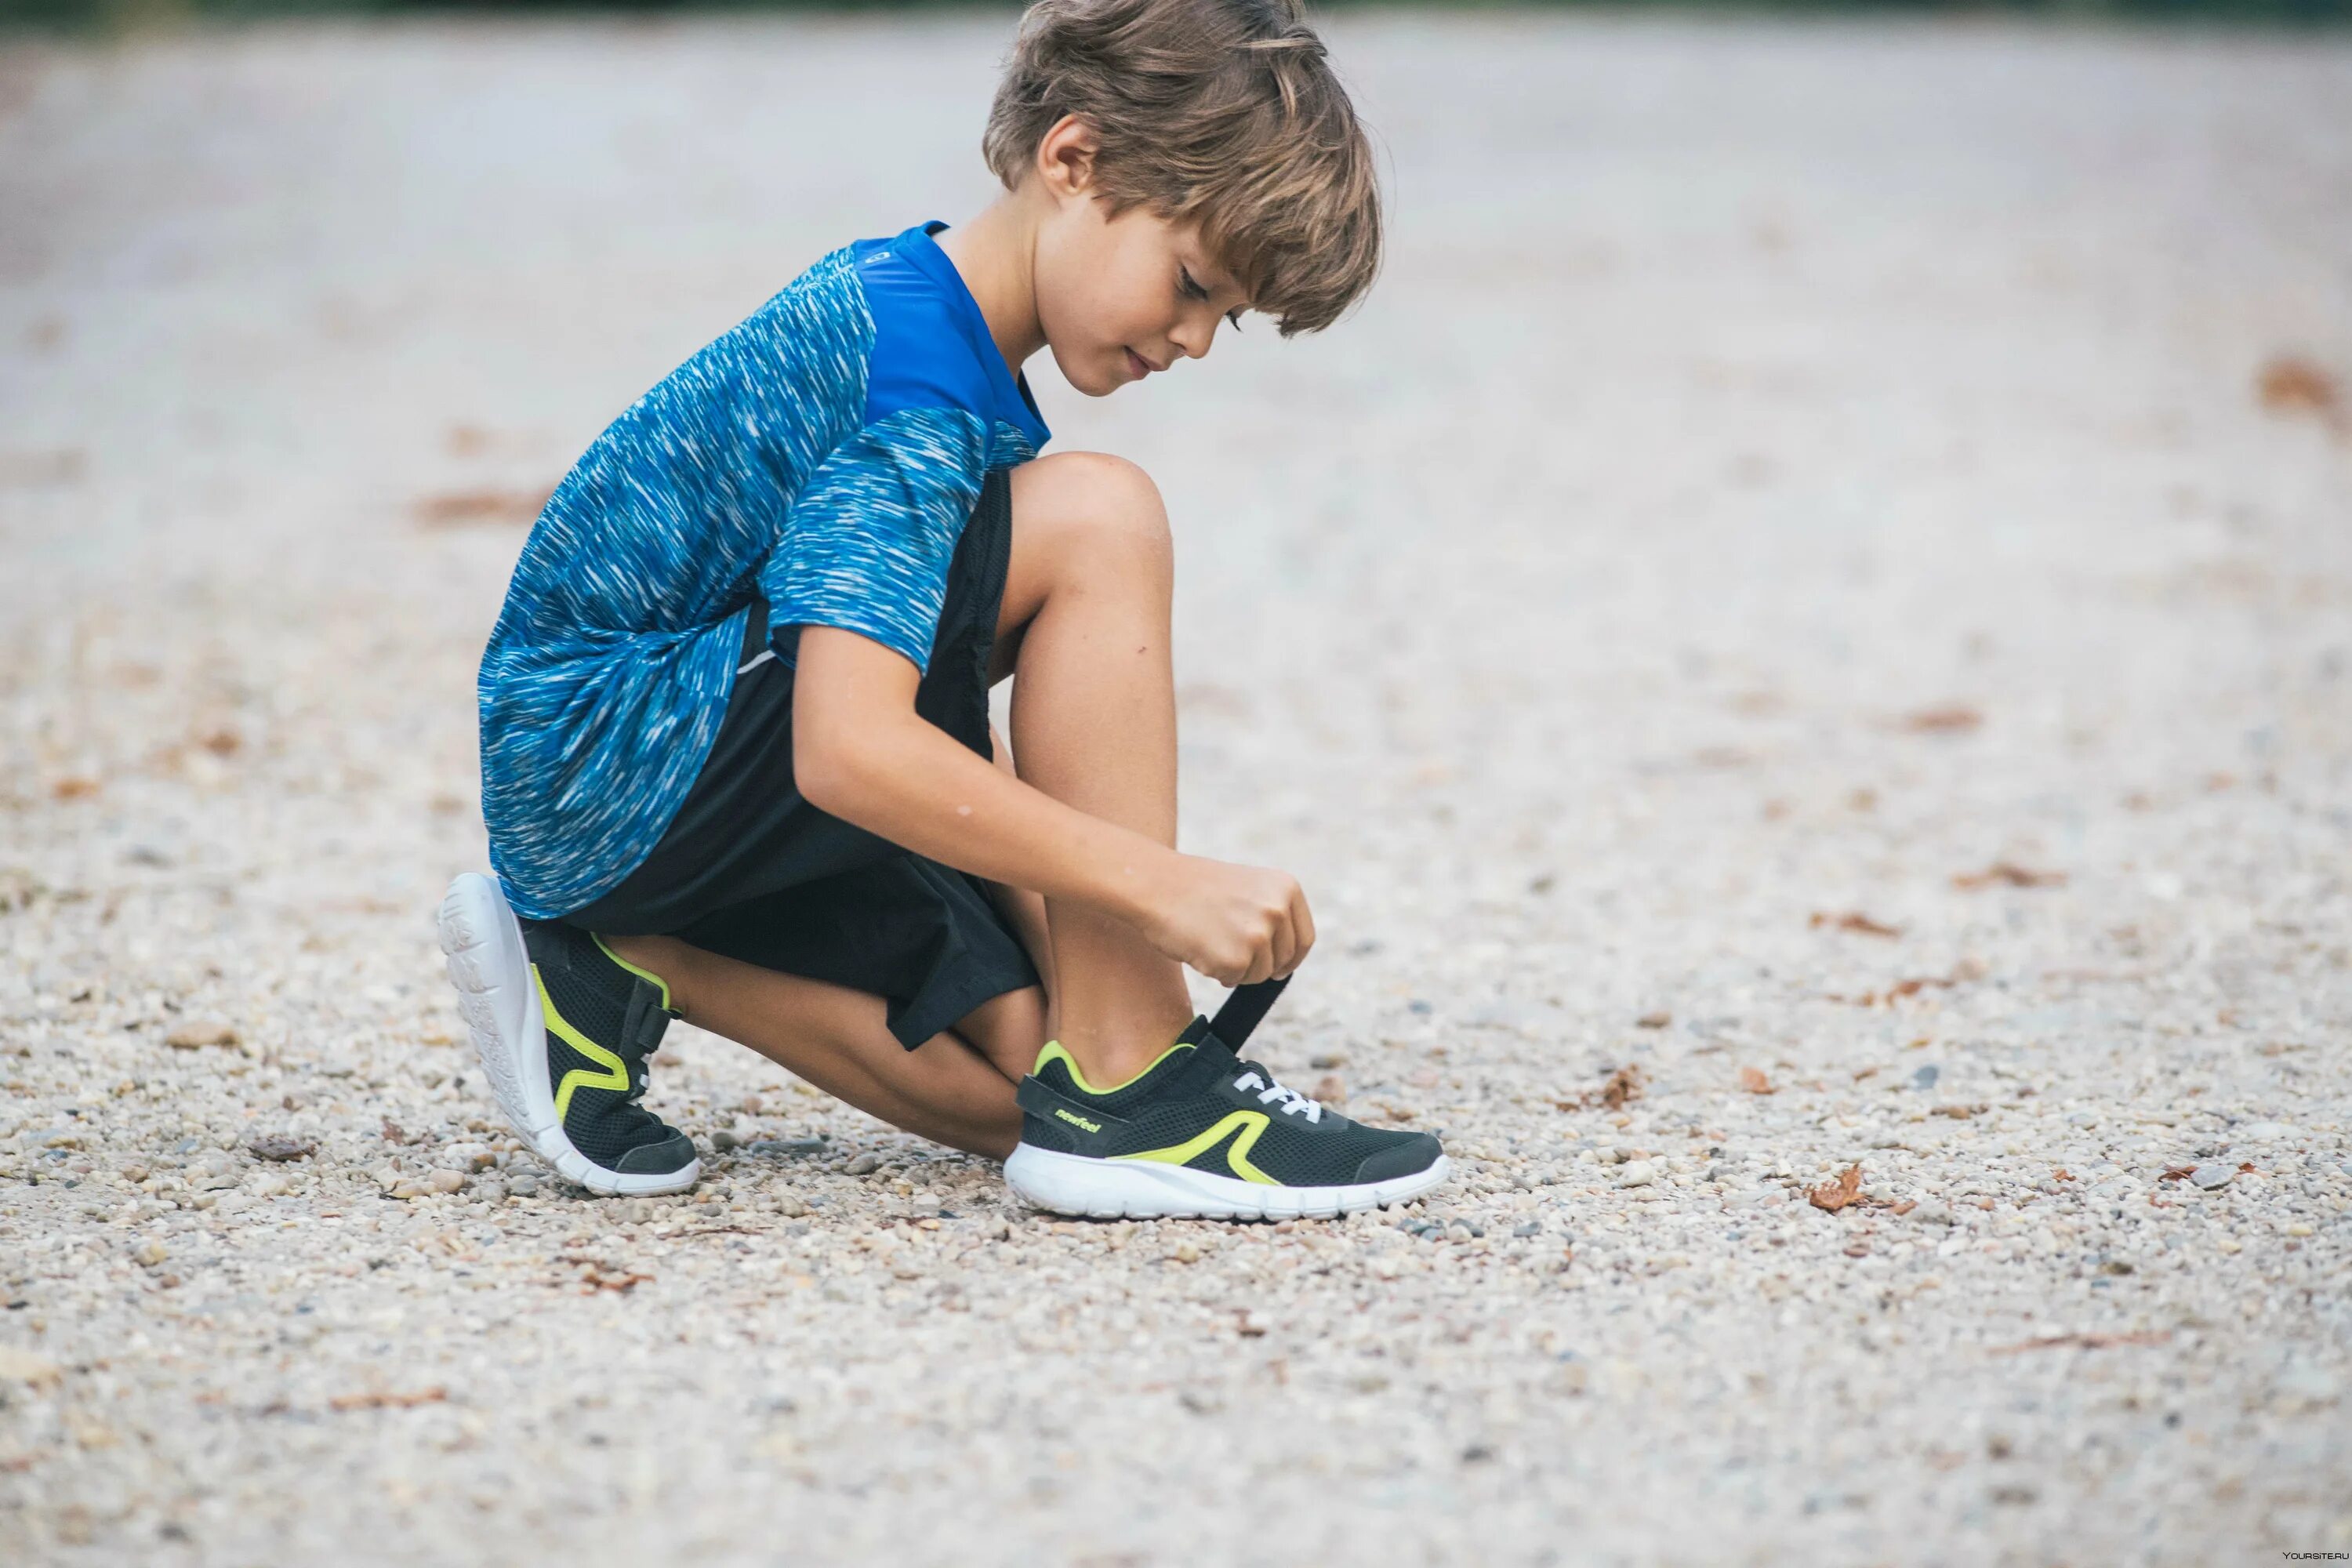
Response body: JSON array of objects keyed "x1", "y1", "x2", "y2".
[
  {"x1": 536, "y1": 969, "x2": 630, "y2": 1121},
  {"x1": 1114, "y1": 1109, "x2": 1277, "y2": 1185},
  {"x1": 1030, "y1": 1033, "x2": 1194, "y2": 1095},
  {"x1": 591, "y1": 934, "x2": 672, "y2": 1011}
]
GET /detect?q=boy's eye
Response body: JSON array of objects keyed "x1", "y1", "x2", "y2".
[{"x1": 1180, "y1": 265, "x2": 1245, "y2": 331}]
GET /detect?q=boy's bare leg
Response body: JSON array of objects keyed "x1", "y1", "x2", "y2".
[
  {"x1": 603, "y1": 934, "x2": 1033, "y2": 1159},
  {"x1": 991, "y1": 452, "x2": 1197, "y2": 1087},
  {"x1": 981, "y1": 720, "x2": 1058, "y2": 1049}
]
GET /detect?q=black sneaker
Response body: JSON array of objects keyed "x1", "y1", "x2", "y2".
[
  {"x1": 1004, "y1": 982, "x2": 1447, "y2": 1220},
  {"x1": 436, "y1": 873, "x2": 700, "y2": 1196}
]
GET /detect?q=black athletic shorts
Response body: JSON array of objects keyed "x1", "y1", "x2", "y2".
[{"x1": 557, "y1": 466, "x2": 1040, "y2": 1050}]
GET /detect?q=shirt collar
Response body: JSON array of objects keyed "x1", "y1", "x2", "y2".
[{"x1": 897, "y1": 220, "x2": 1052, "y2": 453}]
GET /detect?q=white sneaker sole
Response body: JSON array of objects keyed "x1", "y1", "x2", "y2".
[
  {"x1": 434, "y1": 873, "x2": 700, "y2": 1199},
  {"x1": 1003, "y1": 1143, "x2": 1450, "y2": 1221}
]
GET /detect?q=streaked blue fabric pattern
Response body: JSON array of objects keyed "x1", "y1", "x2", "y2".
[
  {"x1": 763, "y1": 406, "x2": 991, "y2": 663},
  {"x1": 478, "y1": 221, "x2": 1051, "y2": 920}
]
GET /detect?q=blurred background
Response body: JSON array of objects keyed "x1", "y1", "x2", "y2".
[
  {"x1": 9, "y1": 0, "x2": 2352, "y2": 29},
  {"x1": 2, "y1": 0, "x2": 2348, "y2": 1562}
]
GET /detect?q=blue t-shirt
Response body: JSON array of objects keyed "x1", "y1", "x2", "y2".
[{"x1": 478, "y1": 220, "x2": 1052, "y2": 920}]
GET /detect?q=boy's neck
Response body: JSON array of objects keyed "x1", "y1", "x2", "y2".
[{"x1": 932, "y1": 196, "x2": 1046, "y2": 384}]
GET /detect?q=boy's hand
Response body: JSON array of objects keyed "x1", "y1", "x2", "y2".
[
  {"x1": 1134, "y1": 855, "x2": 1316, "y2": 988},
  {"x1": 794, "y1": 629, "x2": 1313, "y2": 987}
]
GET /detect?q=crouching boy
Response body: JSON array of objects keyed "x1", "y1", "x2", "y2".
[{"x1": 437, "y1": 0, "x2": 1447, "y2": 1218}]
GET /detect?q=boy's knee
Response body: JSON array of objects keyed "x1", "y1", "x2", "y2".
[{"x1": 1014, "y1": 450, "x2": 1173, "y2": 567}]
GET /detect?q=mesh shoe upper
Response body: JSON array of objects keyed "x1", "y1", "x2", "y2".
[
  {"x1": 523, "y1": 923, "x2": 696, "y2": 1173},
  {"x1": 1016, "y1": 1016, "x2": 1441, "y2": 1189}
]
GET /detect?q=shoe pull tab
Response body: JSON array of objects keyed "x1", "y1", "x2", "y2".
[{"x1": 1207, "y1": 975, "x2": 1289, "y2": 1052}]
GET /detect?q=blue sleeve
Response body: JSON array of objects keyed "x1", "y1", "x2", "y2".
[{"x1": 760, "y1": 405, "x2": 991, "y2": 677}]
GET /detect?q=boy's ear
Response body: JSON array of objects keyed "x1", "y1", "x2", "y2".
[{"x1": 1035, "y1": 113, "x2": 1100, "y2": 202}]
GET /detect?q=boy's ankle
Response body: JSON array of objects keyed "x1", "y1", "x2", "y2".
[{"x1": 1044, "y1": 1015, "x2": 1203, "y2": 1094}]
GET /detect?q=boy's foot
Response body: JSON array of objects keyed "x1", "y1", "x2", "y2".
[
  {"x1": 435, "y1": 873, "x2": 700, "y2": 1196},
  {"x1": 1004, "y1": 1015, "x2": 1448, "y2": 1220}
]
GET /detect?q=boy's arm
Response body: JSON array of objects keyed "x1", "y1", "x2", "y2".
[
  {"x1": 792, "y1": 626, "x2": 1176, "y2": 930},
  {"x1": 794, "y1": 627, "x2": 1316, "y2": 989},
  {"x1": 981, "y1": 721, "x2": 1058, "y2": 1004}
]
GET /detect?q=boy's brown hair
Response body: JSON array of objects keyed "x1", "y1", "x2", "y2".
[{"x1": 982, "y1": 0, "x2": 1383, "y2": 339}]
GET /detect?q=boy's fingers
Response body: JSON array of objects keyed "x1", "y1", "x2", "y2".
[
  {"x1": 1287, "y1": 898, "x2": 1313, "y2": 972},
  {"x1": 1277, "y1": 907, "x2": 1304, "y2": 977}
]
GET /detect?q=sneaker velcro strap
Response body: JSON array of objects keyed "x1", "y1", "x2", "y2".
[
  {"x1": 619, "y1": 979, "x2": 672, "y2": 1059},
  {"x1": 1206, "y1": 975, "x2": 1289, "y2": 1052}
]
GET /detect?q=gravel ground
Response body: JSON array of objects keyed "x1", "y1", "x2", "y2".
[{"x1": 3, "y1": 14, "x2": 2350, "y2": 1565}]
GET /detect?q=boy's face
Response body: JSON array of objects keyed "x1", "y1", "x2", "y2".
[{"x1": 1035, "y1": 191, "x2": 1251, "y2": 398}]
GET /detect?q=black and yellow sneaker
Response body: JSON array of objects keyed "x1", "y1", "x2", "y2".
[
  {"x1": 436, "y1": 872, "x2": 700, "y2": 1196},
  {"x1": 1003, "y1": 981, "x2": 1448, "y2": 1220}
]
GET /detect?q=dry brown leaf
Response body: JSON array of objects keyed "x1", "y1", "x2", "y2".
[
  {"x1": 329, "y1": 1386, "x2": 447, "y2": 1411},
  {"x1": 164, "y1": 1020, "x2": 238, "y2": 1049},
  {"x1": 1552, "y1": 1063, "x2": 1646, "y2": 1113},
  {"x1": 1810, "y1": 909, "x2": 1903, "y2": 938},
  {"x1": 1898, "y1": 705, "x2": 1984, "y2": 735},
  {"x1": 1739, "y1": 1065, "x2": 1777, "y2": 1096},
  {"x1": 1826, "y1": 959, "x2": 1987, "y2": 1007},
  {"x1": 2257, "y1": 356, "x2": 2340, "y2": 416},
  {"x1": 1809, "y1": 1163, "x2": 1864, "y2": 1212},
  {"x1": 1885, "y1": 976, "x2": 1944, "y2": 1000},
  {"x1": 412, "y1": 487, "x2": 553, "y2": 529},
  {"x1": 1989, "y1": 1331, "x2": 2171, "y2": 1356},
  {"x1": 1952, "y1": 862, "x2": 2067, "y2": 891}
]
